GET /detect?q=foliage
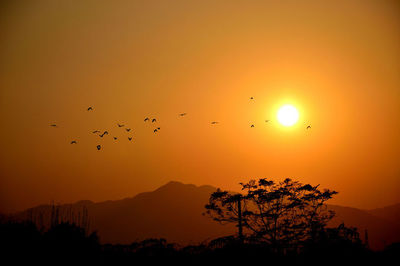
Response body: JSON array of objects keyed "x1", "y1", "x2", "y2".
[
  {"x1": 0, "y1": 215, "x2": 395, "y2": 265},
  {"x1": 205, "y1": 178, "x2": 338, "y2": 248}
]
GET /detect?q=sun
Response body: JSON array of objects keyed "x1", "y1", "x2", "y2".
[{"x1": 277, "y1": 104, "x2": 299, "y2": 126}]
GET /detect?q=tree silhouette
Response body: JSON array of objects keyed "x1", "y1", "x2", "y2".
[
  {"x1": 205, "y1": 191, "x2": 245, "y2": 242},
  {"x1": 205, "y1": 178, "x2": 338, "y2": 250}
]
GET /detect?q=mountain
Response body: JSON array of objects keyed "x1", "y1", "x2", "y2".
[
  {"x1": 367, "y1": 203, "x2": 400, "y2": 225},
  {"x1": 12, "y1": 181, "x2": 235, "y2": 245},
  {"x1": 88, "y1": 181, "x2": 235, "y2": 244},
  {"x1": 10, "y1": 181, "x2": 400, "y2": 250},
  {"x1": 328, "y1": 205, "x2": 400, "y2": 250}
]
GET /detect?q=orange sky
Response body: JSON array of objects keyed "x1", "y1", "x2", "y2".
[{"x1": 0, "y1": 0, "x2": 399, "y2": 212}]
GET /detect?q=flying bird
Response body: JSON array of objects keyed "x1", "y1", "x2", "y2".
[
  {"x1": 179, "y1": 113, "x2": 187, "y2": 117},
  {"x1": 144, "y1": 117, "x2": 149, "y2": 122},
  {"x1": 251, "y1": 124, "x2": 255, "y2": 128},
  {"x1": 125, "y1": 128, "x2": 131, "y2": 132},
  {"x1": 92, "y1": 130, "x2": 100, "y2": 134},
  {"x1": 157, "y1": 127, "x2": 160, "y2": 130},
  {"x1": 117, "y1": 123, "x2": 124, "y2": 127},
  {"x1": 70, "y1": 141, "x2": 77, "y2": 144},
  {"x1": 211, "y1": 122, "x2": 219, "y2": 125},
  {"x1": 87, "y1": 107, "x2": 93, "y2": 111},
  {"x1": 99, "y1": 131, "x2": 108, "y2": 137},
  {"x1": 96, "y1": 145, "x2": 101, "y2": 150},
  {"x1": 50, "y1": 124, "x2": 57, "y2": 127},
  {"x1": 152, "y1": 118, "x2": 157, "y2": 123},
  {"x1": 265, "y1": 120, "x2": 270, "y2": 123},
  {"x1": 306, "y1": 125, "x2": 311, "y2": 130},
  {"x1": 128, "y1": 137, "x2": 132, "y2": 141},
  {"x1": 250, "y1": 97, "x2": 254, "y2": 100},
  {"x1": 113, "y1": 137, "x2": 117, "y2": 140},
  {"x1": 154, "y1": 129, "x2": 158, "y2": 133}
]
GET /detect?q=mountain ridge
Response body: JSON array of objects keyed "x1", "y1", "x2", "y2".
[{"x1": 9, "y1": 181, "x2": 400, "y2": 250}]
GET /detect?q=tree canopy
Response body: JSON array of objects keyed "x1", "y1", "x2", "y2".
[{"x1": 205, "y1": 178, "x2": 338, "y2": 248}]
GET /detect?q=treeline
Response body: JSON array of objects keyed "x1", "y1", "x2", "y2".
[
  {"x1": 0, "y1": 220, "x2": 398, "y2": 265},
  {"x1": 12, "y1": 203, "x2": 92, "y2": 233},
  {"x1": 0, "y1": 220, "x2": 99, "y2": 264},
  {"x1": 1, "y1": 178, "x2": 399, "y2": 264}
]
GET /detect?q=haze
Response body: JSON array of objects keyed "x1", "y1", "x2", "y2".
[{"x1": 0, "y1": 0, "x2": 399, "y2": 212}]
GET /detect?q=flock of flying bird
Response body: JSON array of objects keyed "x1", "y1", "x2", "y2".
[
  {"x1": 50, "y1": 97, "x2": 311, "y2": 150},
  {"x1": 49, "y1": 106, "x2": 163, "y2": 150}
]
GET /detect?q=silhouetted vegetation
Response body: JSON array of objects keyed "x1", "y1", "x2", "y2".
[
  {"x1": 0, "y1": 217, "x2": 400, "y2": 265},
  {"x1": 0, "y1": 179, "x2": 398, "y2": 265},
  {"x1": 21, "y1": 202, "x2": 92, "y2": 233},
  {"x1": 0, "y1": 218, "x2": 398, "y2": 265},
  {"x1": 206, "y1": 178, "x2": 339, "y2": 249},
  {"x1": 0, "y1": 220, "x2": 100, "y2": 264}
]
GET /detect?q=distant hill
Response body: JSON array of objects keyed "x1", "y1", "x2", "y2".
[
  {"x1": 11, "y1": 181, "x2": 235, "y2": 245},
  {"x1": 328, "y1": 205, "x2": 400, "y2": 250},
  {"x1": 367, "y1": 203, "x2": 400, "y2": 225},
  {"x1": 10, "y1": 181, "x2": 400, "y2": 250}
]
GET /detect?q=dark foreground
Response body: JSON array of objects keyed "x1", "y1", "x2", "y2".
[{"x1": 0, "y1": 221, "x2": 398, "y2": 265}]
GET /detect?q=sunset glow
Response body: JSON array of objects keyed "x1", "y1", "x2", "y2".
[
  {"x1": 0, "y1": 1, "x2": 399, "y2": 261},
  {"x1": 0, "y1": 1, "x2": 399, "y2": 252},
  {"x1": 277, "y1": 104, "x2": 299, "y2": 127}
]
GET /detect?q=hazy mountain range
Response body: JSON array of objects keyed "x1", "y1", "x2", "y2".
[{"x1": 9, "y1": 181, "x2": 400, "y2": 250}]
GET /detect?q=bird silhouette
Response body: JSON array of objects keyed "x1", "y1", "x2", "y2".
[
  {"x1": 211, "y1": 122, "x2": 219, "y2": 125},
  {"x1": 265, "y1": 120, "x2": 270, "y2": 123},
  {"x1": 70, "y1": 141, "x2": 77, "y2": 144},
  {"x1": 128, "y1": 137, "x2": 132, "y2": 141},
  {"x1": 251, "y1": 124, "x2": 255, "y2": 128},
  {"x1": 250, "y1": 97, "x2": 254, "y2": 100},
  {"x1": 87, "y1": 107, "x2": 93, "y2": 111},
  {"x1": 152, "y1": 118, "x2": 157, "y2": 123},
  {"x1": 113, "y1": 137, "x2": 117, "y2": 140},
  {"x1": 117, "y1": 123, "x2": 124, "y2": 127},
  {"x1": 157, "y1": 127, "x2": 160, "y2": 130},
  {"x1": 50, "y1": 124, "x2": 57, "y2": 127},
  {"x1": 144, "y1": 117, "x2": 149, "y2": 122},
  {"x1": 99, "y1": 131, "x2": 108, "y2": 137},
  {"x1": 179, "y1": 113, "x2": 187, "y2": 116},
  {"x1": 125, "y1": 128, "x2": 131, "y2": 132},
  {"x1": 154, "y1": 129, "x2": 158, "y2": 133},
  {"x1": 92, "y1": 130, "x2": 100, "y2": 134},
  {"x1": 306, "y1": 125, "x2": 311, "y2": 129},
  {"x1": 96, "y1": 145, "x2": 101, "y2": 150}
]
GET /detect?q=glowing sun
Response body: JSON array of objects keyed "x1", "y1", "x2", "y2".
[{"x1": 277, "y1": 104, "x2": 299, "y2": 126}]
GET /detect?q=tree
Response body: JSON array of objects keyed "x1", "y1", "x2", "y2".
[
  {"x1": 205, "y1": 178, "x2": 337, "y2": 250},
  {"x1": 205, "y1": 191, "x2": 244, "y2": 242}
]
